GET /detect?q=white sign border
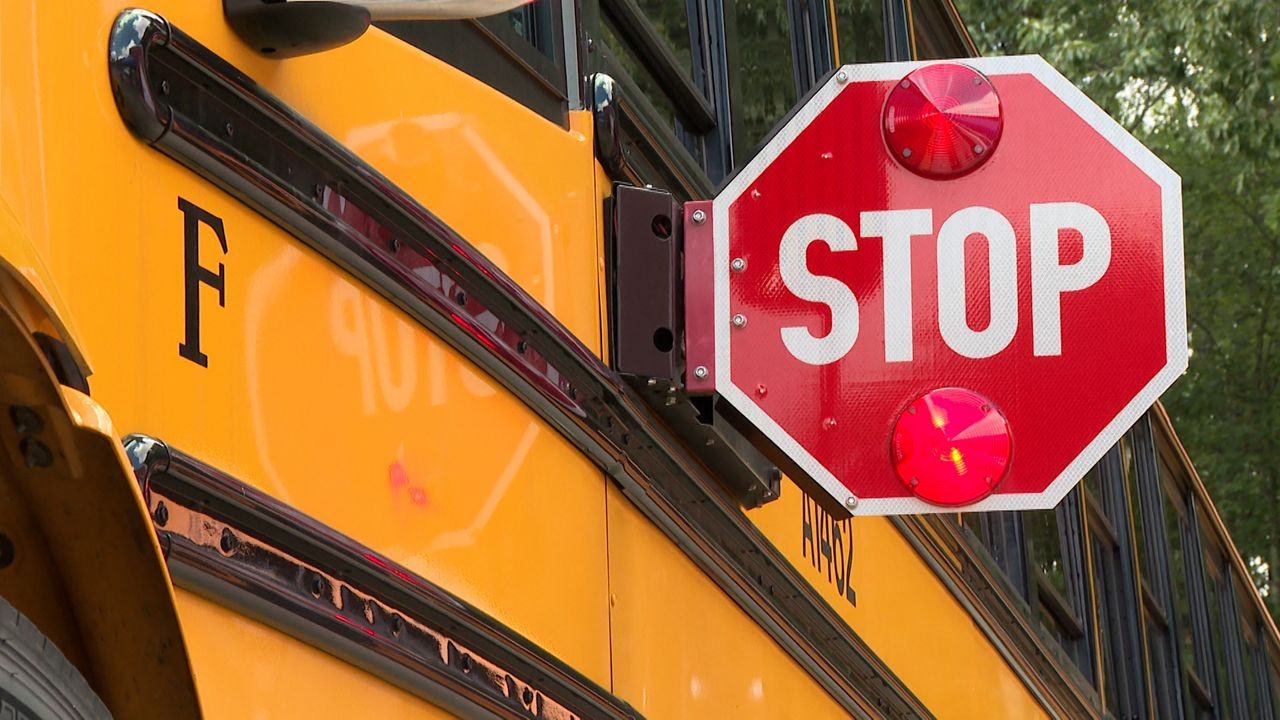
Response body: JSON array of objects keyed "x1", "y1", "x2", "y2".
[{"x1": 712, "y1": 55, "x2": 1186, "y2": 516}]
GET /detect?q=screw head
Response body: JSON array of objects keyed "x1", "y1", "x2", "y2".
[
  {"x1": 731, "y1": 313, "x2": 747, "y2": 328},
  {"x1": 902, "y1": 148, "x2": 913, "y2": 158},
  {"x1": 974, "y1": 144, "x2": 985, "y2": 154},
  {"x1": 691, "y1": 209, "x2": 707, "y2": 224},
  {"x1": 836, "y1": 70, "x2": 849, "y2": 84},
  {"x1": 845, "y1": 495, "x2": 859, "y2": 510},
  {"x1": 693, "y1": 365, "x2": 709, "y2": 379},
  {"x1": 730, "y1": 257, "x2": 747, "y2": 272}
]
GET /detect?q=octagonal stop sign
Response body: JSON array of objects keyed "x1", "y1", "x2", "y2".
[{"x1": 686, "y1": 56, "x2": 1186, "y2": 516}]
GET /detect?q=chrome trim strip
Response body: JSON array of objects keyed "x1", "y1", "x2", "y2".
[
  {"x1": 127, "y1": 435, "x2": 640, "y2": 720},
  {"x1": 107, "y1": 11, "x2": 928, "y2": 717}
]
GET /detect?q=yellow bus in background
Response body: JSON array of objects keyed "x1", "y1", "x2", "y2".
[{"x1": 0, "y1": 0, "x2": 1275, "y2": 717}]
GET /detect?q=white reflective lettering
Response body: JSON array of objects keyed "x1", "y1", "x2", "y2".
[
  {"x1": 937, "y1": 206, "x2": 1018, "y2": 358},
  {"x1": 861, "y1": 209, "x2": 933, "y2": 362},
  {"x1": 1030, "y1": 202, "x2": 1111, "y2": 356},
  {"x1": 779, "y1": 214, "x2": 859, "y2": 365}
]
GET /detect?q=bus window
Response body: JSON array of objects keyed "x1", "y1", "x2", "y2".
[
  {"x1": 1127, "y1": 423, "x2": 1187, "y2": 717},
  {"x1": 1164, "y1": 480, "x2": 1211, "y2": 715},
  {"x1": 727, "y1": 0, "x2": 798, "y2": 157},
  {"x1": 631, "y1": 0, "x2": 697, "y2": 75},
  {"x1": 832, "y1": 0, "x2": 886, "y2": 64},
  {"x1": 1024, "y1": 487, "x2": 1094, "y2": 679},
  {"x1": 1206, "y1": 569, "x2": 1230, "y2": 716},
  {"x1": 600, "y1": 25, "x2": 684, "y2": 126},
  {"x1": 1248, "y1": 623, "x2": 1279, "y2": 719},
  {"x1": 1085, "y1": 447, "x2": 1147, "y2": 718},
  {"x1": 1089, "y1": 530, "x2": 1122, "y2": 717},
  {"x1": 1207, "y1": 550, "x2": 1253, "y2": 719}
]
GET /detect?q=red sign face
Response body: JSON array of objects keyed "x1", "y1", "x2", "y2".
[{"x1": 705, "y1": 57, "x2": 1185, "y2": 515}]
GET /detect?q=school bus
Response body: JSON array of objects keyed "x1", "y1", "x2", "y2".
[{"x1": 0, "y1": 0, "x2": 1276, "y2": 718}]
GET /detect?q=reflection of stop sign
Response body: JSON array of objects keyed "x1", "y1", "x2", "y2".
[{"x1": 702, "y1": 57, "x2": 1185, "y2": 515}]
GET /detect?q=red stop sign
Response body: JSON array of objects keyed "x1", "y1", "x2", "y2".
[{"x1": 696, "y1": 57, "x2": 1185, "y2": 515}]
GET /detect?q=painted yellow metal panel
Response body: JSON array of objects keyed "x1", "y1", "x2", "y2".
[
  {"x1": 606, "y1": 485, "x2": 849, "y2": 718},
  {"x1": 748, "y1": 480, "x2": 1051, "y2": 717},
  {"x1": 1, "y1": 0, "x2": 611, "y2": 695},
  {"x1": 176, "y1": 589, "x2": 456, "y2": 719}
]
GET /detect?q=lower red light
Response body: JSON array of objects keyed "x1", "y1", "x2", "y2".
[
  {"x1": 891, "y1": 388, "x2": 1011, "y2": 506},
  {"x1": 882, "y1": 63, "x2": 1003, "y2": 179}
]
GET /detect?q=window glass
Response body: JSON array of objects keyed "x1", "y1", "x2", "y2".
[
  {"x1": 1084, "y1": 462, "x2": 1104, "y2": 504},
  {"x1": 1121, "y1": 433, "x2": 1148, "y2": 576},
  {"x1": 601, "y1": 21, "x2": 678, "y2": 121},
  {"x1": 1163, "y1": 483, "x2": 1197, "y2": 682},
  {"x1": 1205, "y1": 569, "x2": 1230, "y2": 716},
  {"x1": 634, "y1": 0, "x2": 695, "y2": 74},
  {"x1": 506, "y1": 1, "x2": 556, "y2": 58},
  {"x1": 600, "y1": 19, "x2": 707, "y2": 165},
  {"x1": 833, "y1": 0, "x2": 886, "y2": 64},
  {"x1": 1026, "y1": 508, "x2": 1067, "y2": 598},
  {"x1": 1244, "y1": 637, "x2": 1259, "y2": 719},
  {"x1": 1092, "y1": 537, "x2": 1122, "y2": 717},
  {"x1": 1270, "y1": 661, "x2": 1280, "y2": 718},
  {"x1": 730, "y1": 0, "x2": 797, "y2": 153}
]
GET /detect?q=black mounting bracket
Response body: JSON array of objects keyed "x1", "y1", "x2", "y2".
[{"x1": 607, "y1": 184, "x2": 781, "y2": 508}]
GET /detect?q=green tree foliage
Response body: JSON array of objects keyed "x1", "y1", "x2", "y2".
[{"x1": 954, "y1": 0, "x2": 1280, "y2": 615}]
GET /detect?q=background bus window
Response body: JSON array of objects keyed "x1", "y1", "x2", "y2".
[
  {"x1": 1253, "y1": 634, "x2": 1278, "y2": 718},
  {"x1": 631, "y1": 0, "x2": 698, "y2": 75},
  {"x1": 727, "y1": 0, "x2": 798, "y2": 157},
  {"x1": 1127, "y1": 420, "x2": 1189, "y2": 718},
  {"x1": 1025, "y1": 487, "x2": 1094, "y2": 679},
  {"x1": 1086, "y1": 447, "x2": 1147, "y2": 718},
  {"x1": 832, "y1": 0, "x2": 886, "y2": 64}
]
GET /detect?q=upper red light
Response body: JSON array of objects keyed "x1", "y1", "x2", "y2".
[
  {"x1": 891, "y1": 387, "x2": 1012, "y2": 507},
  {"x1": 882, "y1": 63, "x2": 1003, "y2": 179}
]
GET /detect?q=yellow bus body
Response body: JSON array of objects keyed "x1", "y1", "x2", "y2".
[{"x1": 0, "y1": 2, "x2": 1275, "y2": 718}]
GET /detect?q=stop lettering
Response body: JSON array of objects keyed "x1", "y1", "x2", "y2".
[{"x1": 779, "y1": 202, "x2": 1110, "y2": 364}]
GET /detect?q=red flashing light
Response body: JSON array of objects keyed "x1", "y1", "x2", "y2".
[
  {"x1": 882, "y1": 63, "x2": 1003, "y2": 179},
  {"x1": 891, "y1": 388, "x2": 1011, "y2": 507}
]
